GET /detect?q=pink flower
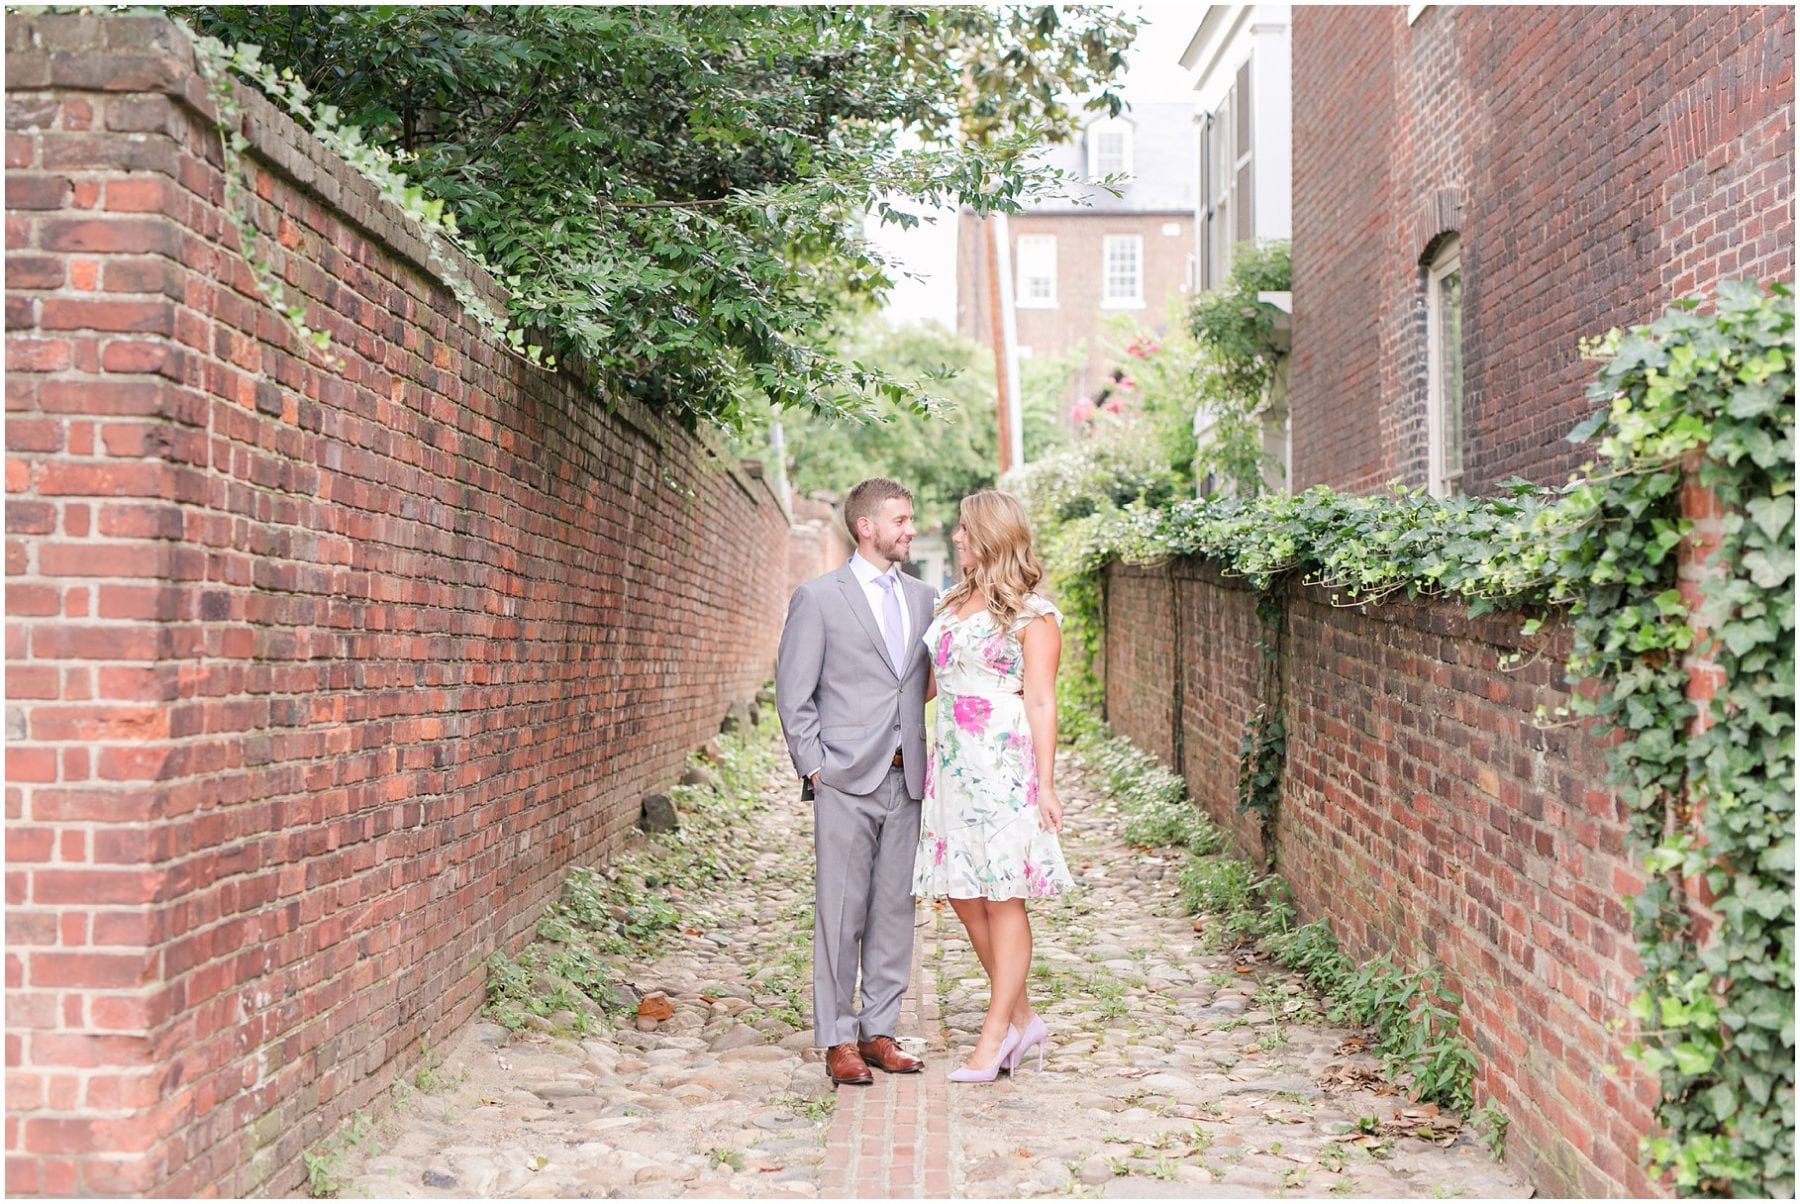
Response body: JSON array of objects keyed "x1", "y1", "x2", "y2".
[
  {"x1": 952, "y1": 695, "x2": 992, "y2": 735},
  {"x1": 935, "y1": 629, "x2": 954, "y2": 669},
  {"x1": 1070, "y1": 397, "x2": 1095, "y2": 424},
  {"x1": 933, "y1": 836, "x2": 947, "y2": 866},
  {"x1": 1100, "y1": 396, "x2": 1125, "y2": 415},
  {"x1": 1025, "y1": 775, "x2": 1040, "y2": 808},
  {"x1": 1118, "y1": 375, "x2": 1138, "y2": 391}
]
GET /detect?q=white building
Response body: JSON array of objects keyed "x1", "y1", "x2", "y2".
[
  {"x1": 1183, "y1": 4, "x2": 1292, "y2": 288},
  {"x1": 1181, "y1": 5, "x2": 1294, "y2": 493}
]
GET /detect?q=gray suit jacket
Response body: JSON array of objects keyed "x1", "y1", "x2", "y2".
[{"x1": 775, "y1": 562, "x2": 935, "y2": 800}]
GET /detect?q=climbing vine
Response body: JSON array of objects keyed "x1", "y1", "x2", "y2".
[
  {"x1": 1189, "y1": 239, "x2": 1293, "y2": 496},
  {"x1": 1046, "y1": 283, "x2": 1793, "y2": 1196},
  {"x1": 1562, "y1": 284, "x2": 1794, "y2": 1197},
  {"x1": 177, "y1": 21, "x2": 525, "y2": 369},
  {"x1": 1236, "y1": 589, "x2": 1286, "y2": 860}
]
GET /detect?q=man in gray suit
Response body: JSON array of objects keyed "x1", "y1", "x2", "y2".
[{"x1": 775, "y1": 478, "x2": 935, "y2": 1086}]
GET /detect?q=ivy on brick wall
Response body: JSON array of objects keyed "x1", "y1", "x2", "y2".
[
  {"x1": 1049, "y1": 283, "x2": 1794, "y2": 1197},
  {"x1": 1564, "y1": 284, "x2": 1793, "y2": 1198}
]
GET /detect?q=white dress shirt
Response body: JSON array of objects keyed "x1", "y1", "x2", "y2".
[
  {"x1": 848, "y1": 551, "x2": 911, "y2": 652},
  {"x1": 806, "y1": 553, "x2": 910, "y2": 783}
]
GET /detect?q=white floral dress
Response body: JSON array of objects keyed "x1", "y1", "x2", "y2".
[{"x1": 911, "y1": 594, "x2": 1077, "y2": 901}]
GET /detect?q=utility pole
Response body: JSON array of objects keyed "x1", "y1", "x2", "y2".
[
  {"x1": 982, "y1": 214, "x2": 1026, "y2": 475},
  {"x1": 982, "y1": 215, "x2": 1014, "y2": 475},
  {"x1": 994, "y1": 211, "x2": 1025, "y2": 472}
]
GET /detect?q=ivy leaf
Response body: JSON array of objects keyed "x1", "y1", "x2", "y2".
[
  {"x1": 1746, "y1": 496, "x2": 1794, "y2": 542},
  {"x1": 1567, "y1": 407, "x2": 1610, "y2": 444},
  {"x1": 1743, "y1": 546, "x2": 1794, "y2": 589},
  {"x1": 1671, "y1": 1042, "x2": 1717, "y2": 1076}
]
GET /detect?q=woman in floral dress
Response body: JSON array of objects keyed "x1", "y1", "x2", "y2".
[{"x1": 913, "y1": 490, "x2": 1075, "y2": 1081}]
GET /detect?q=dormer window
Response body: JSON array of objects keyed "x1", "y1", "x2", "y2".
[{"x1": 1087, "y1": 117, "x2": 1133, "y2": 180}]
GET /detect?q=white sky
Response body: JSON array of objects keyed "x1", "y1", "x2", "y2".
[{"x1": 867, "y1": 3, "x2": 1207, "y2": 329}]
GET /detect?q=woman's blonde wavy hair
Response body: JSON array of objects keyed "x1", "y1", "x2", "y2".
[{"x1": 938, "y1": 490, "x2": 1044, "y2": 633}]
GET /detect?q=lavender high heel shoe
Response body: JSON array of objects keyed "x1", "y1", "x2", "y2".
[
  {"x1": 1005, "y1": 1015, "x2": 1048, "y2": 1072},
  {"x1": 948, "y1": 1025, "x2": 1020, "y2": 1083}
]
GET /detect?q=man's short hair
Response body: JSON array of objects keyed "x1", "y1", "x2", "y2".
[{"x1": 843, "y1": 477, "x2": 913, "y2": 541}]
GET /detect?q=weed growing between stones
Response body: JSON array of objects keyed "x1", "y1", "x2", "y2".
[
  {"x1": 484, "y1": 707, "x2": 781, "y2": 1034},
  {"x1": 303, "y1": 1109, "x2": 372, "y2": 1198},
  {"x1": 1471, "y1": 1100, "x2": 1510, "y2": 1161}
]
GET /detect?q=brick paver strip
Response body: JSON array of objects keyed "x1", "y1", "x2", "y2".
[{"x1": 819, "y1": 911, "x2": 953, "y2": 1198}]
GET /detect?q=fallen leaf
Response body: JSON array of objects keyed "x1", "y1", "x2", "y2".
[{"x1": 1317, "y1": 1063, "x2": 1388, "y2": 1095}]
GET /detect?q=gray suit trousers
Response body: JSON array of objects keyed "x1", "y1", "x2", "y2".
[{"x1": 812, "y1": 766, "x2": 921, "y2": 1047}]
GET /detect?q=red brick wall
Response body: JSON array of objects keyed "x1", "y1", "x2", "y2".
[
  {"x1": 1104, "y1": 562, "x2": 1658, "y2": 1197},
  {"x1": 1290, "y1": 4, "x2": 1795, "y2": 496},
  {"x1": 5, "y1": 13, "x2": 791, "y2": 1196},
  {"x1": 787, "y1": 494, "x2": 852, "y2": 589}
]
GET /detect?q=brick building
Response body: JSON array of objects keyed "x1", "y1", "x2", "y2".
[
  {"x1": 956, "y1": 103, "x2": 1198, "y2": 411},
  {"x1": 1289, "y1": 4, "x2": 1794, "y2": 497}
]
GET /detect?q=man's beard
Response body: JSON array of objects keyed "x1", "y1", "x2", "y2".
[{"x1": 874, "y1": 531, "x2": 911, "y2": 565}]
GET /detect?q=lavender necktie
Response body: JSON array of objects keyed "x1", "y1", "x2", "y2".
[{"x1": 874, "y1": 574, "x2": 905, "y2": 672}]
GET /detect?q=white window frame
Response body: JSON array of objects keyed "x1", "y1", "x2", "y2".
[
  {"x1": 1086, "y1": 117, "x2": 1133, "y2": 180},
  {"x1": 1101, "y1": 234, "x2": 1144, "y2": 309},
  {"x1": 1014, "y1": 234, "x2": 1058, "y2": 309},
  {"x1": 1426, "y1": 236, "x2": 1464, "y2": 498}
]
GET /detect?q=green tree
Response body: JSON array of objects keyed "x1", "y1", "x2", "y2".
[
  {"x1": 176, "y1": 4, "x2": 1139, "y2": 428},
  {"x1": 762, "y1": 318, "x2": 1071, "y2": 532}
]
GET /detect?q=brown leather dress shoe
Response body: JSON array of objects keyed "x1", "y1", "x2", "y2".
[
  {"x1": 826, "y1": 1042, "x2": 873, "y2": 1085},
  {"x1": 857, "y1": 1035, "x2": 924, "y2": 1074}
]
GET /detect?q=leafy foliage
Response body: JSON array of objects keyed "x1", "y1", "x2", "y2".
[
  {"x1": 1077, "y1": 724, "x2": 1223, "y2": 854},
  {"x1": 752, "y1": 319, "x2": 1072, "y2": 533},
  {"x1": 176, "y1": 4, "x2": 1139, "y2": 428},
  {"x1": 1188, "y1": 240, "x2": 1292, "y2": 495},
  {"x1": 1236, "y1": 591, "x2": 1286, "y2": 857},
  {"x1": 1007, "y1": 402, "x2": 1188, "y2": 734}
]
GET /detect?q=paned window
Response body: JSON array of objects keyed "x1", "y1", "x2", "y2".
[
  {"x1": 1426, "y1": 237, "x2": 1465, "y2": 497},
  {"x1": 1015, "y1": 235, "x2": 1057, "y2": 308},
  {"x1": 1087, "y1": 118, "x2": 1133, "y2": 179},
  {"x1": 1102, "y1": 235, "x2": 1143, "y2": 308}
]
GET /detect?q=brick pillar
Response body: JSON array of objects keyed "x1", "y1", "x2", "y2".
[
  {"x1": 1675, "y1": 449, "x2": 1728, "y2": 933},
  {"x1": 5, "y1": 13, "x2": 194, "y2": 1195}
]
